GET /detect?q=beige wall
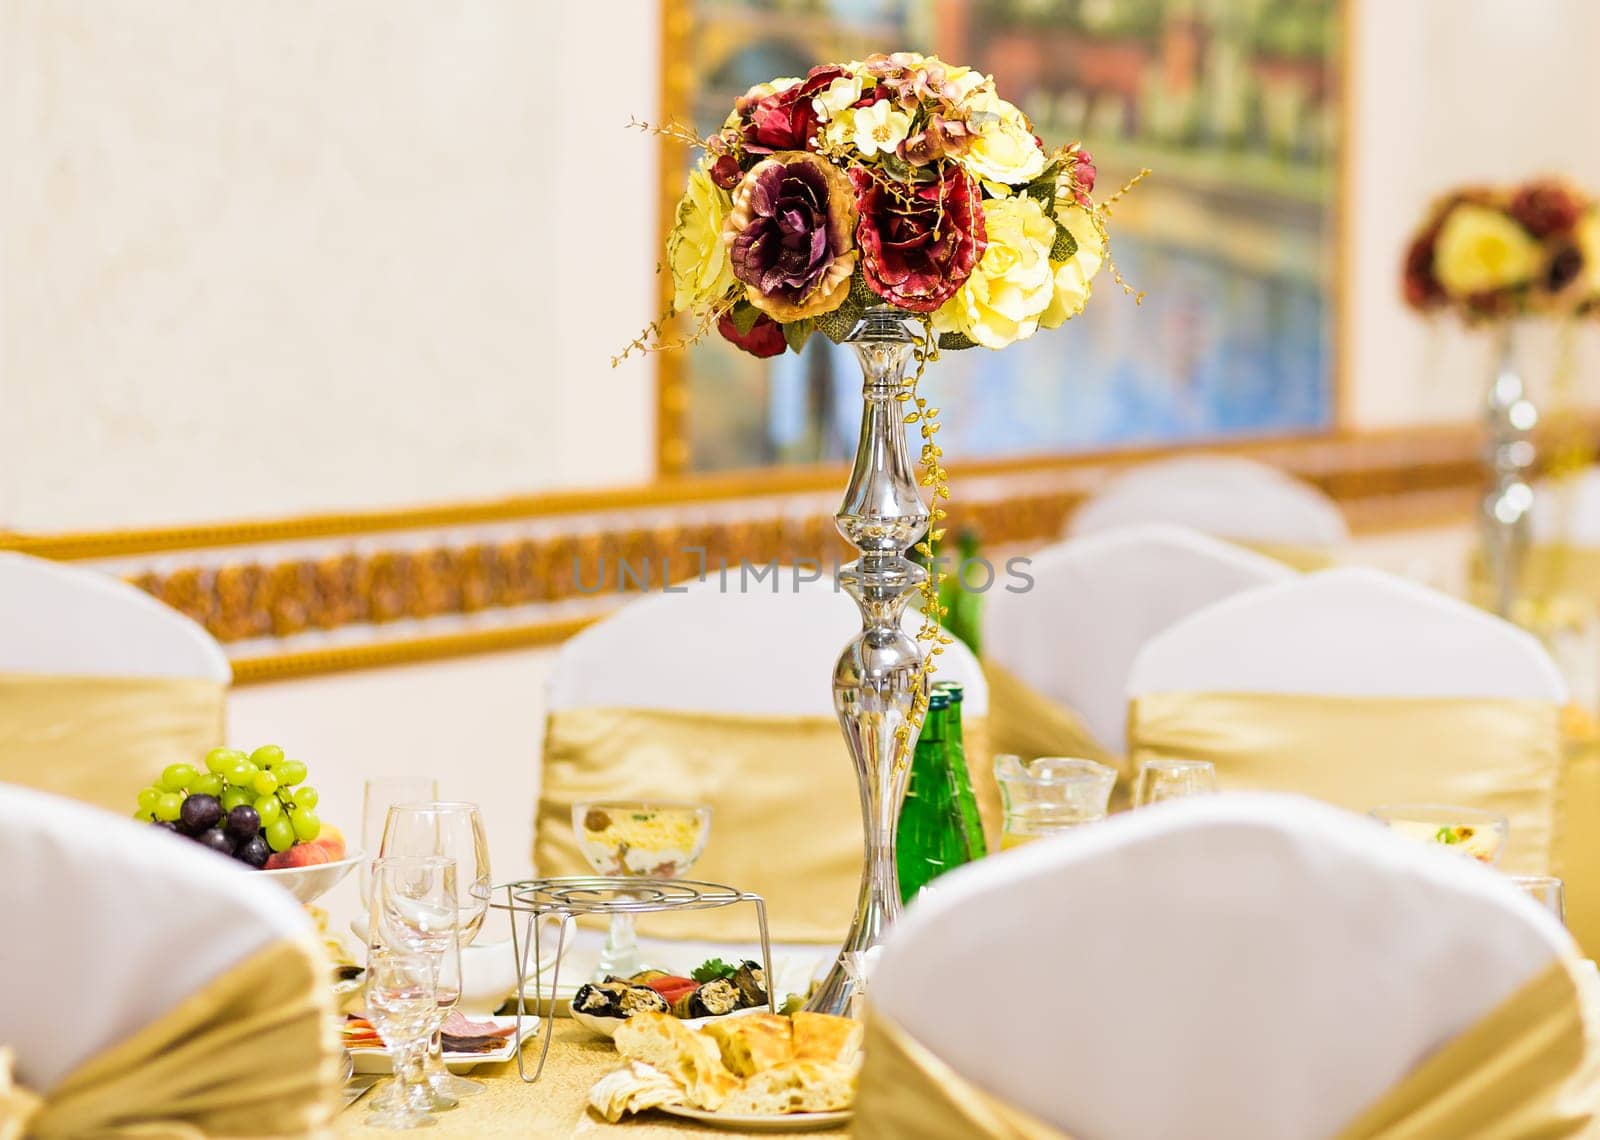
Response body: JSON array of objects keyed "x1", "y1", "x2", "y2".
[{"x1": 3, "y1": 0, "x2": 1600, "y2": 532}]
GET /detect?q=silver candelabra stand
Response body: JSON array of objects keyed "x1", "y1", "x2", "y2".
[{"x1": 1482, "y1": 324, "x2": 1538, "y2": 618}]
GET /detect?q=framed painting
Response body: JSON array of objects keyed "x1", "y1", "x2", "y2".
[{"x1": 656, "y1": 0, "x2": 1345, "y2": 476}]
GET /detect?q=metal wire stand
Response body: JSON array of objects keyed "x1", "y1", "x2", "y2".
[{"x1": 494, "y1": 876, "x2": 775, "y2": 1082}]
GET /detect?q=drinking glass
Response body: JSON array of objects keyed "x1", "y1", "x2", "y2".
[
  {"x1": 363, "y1": 949, "x2": 437, "y2": 1130},
  {"x1": 369, "y1": 856, "x2": 460, "y2": 1112},
  {"x1": 1369, "y1": 804, "x2": 1510, "y2": 865},
  {"x1": 1511, "y1": 875, "x2": 1566, "y2": 923},
  {"x1": 380, "y1": 803, "x2": 492, "y2": 1098},
  {"x1": 362, "y1": 779, "x2": 441, "y2": 907},
  {"x1": 1133, "y1": 759, "x2": 1219, "y2": 807},
  {"x1": 570, "y1": 801, "x2": 711, "y2": 978},
  {"x1": 994, "y1": 756, "x2": 1117, "y2": 850}
]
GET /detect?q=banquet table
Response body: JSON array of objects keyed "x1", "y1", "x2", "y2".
[{"x1": 333, "y1": 1021, "x2": 850, "y2": 1138}]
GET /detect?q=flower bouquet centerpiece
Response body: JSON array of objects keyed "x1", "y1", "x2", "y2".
[
  {"x1": 1402, "y1": 179, "x2": 1600, "y2": 615},
  {"x1": 630, "y1": 52, "x2": 1139, "y2": 1016}
]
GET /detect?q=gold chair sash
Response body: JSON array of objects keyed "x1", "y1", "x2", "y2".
[
  {"x1": 536, "y1": 706, "x2": 998, "y2": 942},
  {"x1": 853, "y1": 958, "x2": 1598, "y2": 1139},
  {"x1": 0, "y1": 934, "x2": 339, "y2": 1140},
  {"x1": 0, "y1": 674, "x2": 226, "y2": 816},
  {"x1": 1127, "y1": 691, "x2": 1562, "y2": 875}
]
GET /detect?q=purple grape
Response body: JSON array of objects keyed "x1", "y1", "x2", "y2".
[
  {"x1": 179, "y1": 793, "x2": 222, "y2": 835},
  {"x1": 236, "y1": 834, "x2": 271, "y2": 869},
  {"x1": 195, "y1": 827, "x2": 234, "y2": 857},
  {"x1": 224, "y1": 805, "x2": 260, "y2": 841}
]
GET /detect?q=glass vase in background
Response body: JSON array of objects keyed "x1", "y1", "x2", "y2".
[{"x1": 994, "y1": 755, "x2": 1117, "y2": 850}]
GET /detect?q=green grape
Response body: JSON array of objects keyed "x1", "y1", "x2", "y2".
[
  {"x1": 190, "y1": 773, "x2": 225, "y2": 797},
  {"x1": 265, "y1": 817, "x2": 296, "y2": 852},
  {"x1": 250, "y1": 744, "x2": 285, "y2": 770},
  {"x1": 205, "y1": 747, "x2": 245, "y2": 775},
  {"x1": 159, "y1": 763, "x2": 197, "y2": 793},
  {"x1": 220, "y1": 786, "x2": 252, "y2": 812},
  {"x1": 275, "y1": 759, "x2": 308, "y2": 787},
  {"x1": 136, "y1": 786, "x2": 163, "y2": 813},
  {"x1": 255, "y1": 795, "x2": 283, "y2": 825},
  {"x1": 132, "y1": 809, "x2": 150, "y2": 821},
  {"x1": 154, "y1": 792, "x2": 184, "y2": 822},
  {"x1": 291, "y1": 786, "x2": 318, "y2": 810},
  {"x1": 226, "y1": 760, "x2": 256, "y2": 787},
  {"x1": 251, "y1": 770, "x2": 278, "y2": 796},
  {"x1": 290, "y1": 809, "x2": 321, "y2": 843}
]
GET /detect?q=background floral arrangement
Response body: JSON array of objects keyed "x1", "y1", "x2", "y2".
[
  {"x1": 642, "y1": 51, "x2": 1134, "y2": 361},
  {"x1": 1403, "y1": 177, "x2": 1600, "y2": 322}
]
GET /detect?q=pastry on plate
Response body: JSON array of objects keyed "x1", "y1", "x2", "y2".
[
  {"x1": 700, "y1": 1012, "x2": 793, "y2": 1077},
  {"x1": 612, "y1": 1011, "x2": 740, "y2": 1110},
  {"x1": 790, "y1": 1011, "x2": 863, "y2": 1065},
  {"x1": 722, "y1": 1060, "x2": 858, "y2": 1115},
  {"x1": 588, "y1": 1060, "x2": 686, "y2": 1123}
]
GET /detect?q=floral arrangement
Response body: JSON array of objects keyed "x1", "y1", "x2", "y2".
[
  {"x1": 1403, "y1": 178, "x2": 1600, "y2": 322},
  {"x1": 637, "y1": 52, "x2": 1137, "y2": 362}
]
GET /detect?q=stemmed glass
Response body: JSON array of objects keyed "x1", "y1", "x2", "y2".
[
  {"x1": 362, "y1": 779, "x2": 441, "y2": 908},
  {"x1": 381, "y1": 802, "x2": 491, "y2": 1098},
  {"x1": 571, "y1": 801, "x2": 712, "y2": 978},
  {"x1": 1133, "y1": 759, "x2": 1219, "y2": 806},
  {"x1": 369, "y1": 856, "x2": 460, "y2": 1115},
  {"x1": 364, "y1": 949, "x2": 437, "y2": 1130}
]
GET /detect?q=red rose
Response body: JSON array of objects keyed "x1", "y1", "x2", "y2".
[
  {"x1": 853, "y1": 165, "x2": 987, "y2": 313},
  {"x1": 718, "y1": 310, "x2": 787, "y2": 358},
  {"x1": 1510, "y1": 180, "x2": 1584, "y2": 239},
  {"x1": 709, "y1": 154, "x2": 742, "y2": 191},
  {"x1": 1402, "y1": 231, "x2": 1444, "y2": 310},
  {"x1": 742, "y1": 65, "x2": 850, "y2": 155}
]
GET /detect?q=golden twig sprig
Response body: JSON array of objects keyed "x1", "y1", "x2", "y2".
[{"x1": 626, "y1": 115, "x2": 711, "y2": 150}]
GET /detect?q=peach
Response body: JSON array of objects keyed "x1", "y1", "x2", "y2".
[{"x1": 264, "y1": 842, "x2": 333, "y2": 870}]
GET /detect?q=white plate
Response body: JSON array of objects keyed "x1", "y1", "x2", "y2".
[
  {"x1": 571, "y1": 1003, "x2": 768, "y2": 1040},
  {"x1": 656, "y1": 1105, "x2": 851, "y2": 1131},
  {"x1": 348, "y1": 1014, "x2": 539, "y2": 1074}
]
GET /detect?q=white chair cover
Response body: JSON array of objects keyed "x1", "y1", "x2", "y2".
[
  {"x1": 1127, "y1": 567, "x2": 1567, "y2": 702},
  {"x1": 872, "y1": 793, "x2": 1574, "y2": 1140},
  {"x1": 0, "y1": 784, "x2": 312, "y2": 1093},
  {"x1": 548, "y1": 570, "x2": 988, "y2": 717},
  {"x1": 0, "y1": 551, "x2": 229, "y2": 681},
  {"x1": 1068, "y1": 454, "x2": 1349, "y2": 549},
  {"x1": 984, "y1": 525, "x2": 1290, "y2": 753}
]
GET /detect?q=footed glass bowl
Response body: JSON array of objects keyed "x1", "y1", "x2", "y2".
[{"x1": 258, "y1": 849, "x2": 365, "y2": 904}]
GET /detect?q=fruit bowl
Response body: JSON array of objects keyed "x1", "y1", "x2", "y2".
[{"x1": 258, "y1": 849, "x2": 366, "y2": 904}]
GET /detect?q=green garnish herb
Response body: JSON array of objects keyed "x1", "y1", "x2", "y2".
[
  {"x1": 691, "y1": 957, "x2": 737, "y2": 984},
  {"x1": 1435, "y1": 826, "x2": 1461, "y2": 845}
]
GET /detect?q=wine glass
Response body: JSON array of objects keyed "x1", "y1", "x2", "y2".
[
  {"x1": 570, "y1": 801, "x2": 712, "y2": 978},
  {"x1": 1369, "y1": 804, "x2": 1510, "y2": 865},
  {"x1": 369, "y1": 856, "x2": 460, "y2": 1113},
  {"x1": 1510, "y1": 875, "x2": 1566, "y2": 923},
  {"x1": 1133, "y1": 758, "x2": 1218, "y2": 807},
  {"x1": 362, "y1": 779, "x2": 440, "y2": 907},
  {"x1": 381, "y1": 803, "x2": 491, "y2": 1098},
  {"x1": 363, "y1": 951, "x2": 438, "y2": 1129}
]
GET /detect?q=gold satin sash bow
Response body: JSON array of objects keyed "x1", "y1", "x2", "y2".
[
  {"x1": 0, "y1": 935, "x2": 339, "y2": 1139},
  {"x1": 1127, "y1": 691, "x2": 1563, "y2": 874},
  {"x1": 0, "y1": 674, "x2": 226, "y2": 816},
  {"x1": 536, "y1": 706, "x2": 998, "y2": 943},
  {"x1": 854, "y1": 959, "x2": 1598, "y2": 1139}
]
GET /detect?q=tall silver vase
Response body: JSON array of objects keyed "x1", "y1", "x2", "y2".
[
  {"x1": 806, "y1": 307, "x2": 930, "y2": 1017},
  {"x1": 1482, "y1": 323, "x2": 1537, "y2": 618}
]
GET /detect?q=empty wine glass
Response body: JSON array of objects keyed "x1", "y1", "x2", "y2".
[
  {"x1": 362, "y1": 779, "x2": 440, "y2": 907},
  {"x1": 381, "y1": 803, "x2": 491, "y2": 1098},
  {"x1": 1134, "y1": 759, "x2": 1219, "y2": 807},
  {"x1": 369, "y1": 856, "x2": 460, "y2": 1112},
  {"x1": 1510, "y1": 875, "x2": 1566, "y2": 923},
  {"x1": 363, "y1": 950, "x2": 437, "y2": 1130},
  {"x1": 571, "y1": 801, "x2": 711, "y2": 978}
]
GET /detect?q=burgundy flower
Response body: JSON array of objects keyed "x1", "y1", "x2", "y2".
[
  {"x1": 718, "y1": 310, "x2": 787, "y2": 358},
  {"x1": 1547, "y1": 244, "x2": 1586, "y2": 293},
  {"x1": 725, "y1": 151, "x2": 858, "y2": 321},
  {"x1": 708, "y1": 153, "x2": 742, "y2": 191},
  {"x1": 853, "y1": 164, "x2": 986, "y2": 313},
  {"x1": 741, "y1": 65, "x2": 851, "y2": 156},
  {"x1": 1070, "y1": 146, "x2": 1097, "y2": 206},
  {"x1": 1510, "y1": 180, "x2": 1584, "y2": 239},
  {"x1": 1402, "y1": 230, "x2": 1445, "y2": 310}
]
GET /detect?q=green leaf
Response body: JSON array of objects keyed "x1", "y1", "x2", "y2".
[
  {"x1": 1024, "y1": 161, "x2": 1062, "y2": 213},
  {"x1": 782, "y1": 318, "x2": 813, "y2": 354},
  {"x1": 1050, "y1": 221, "x2": 1078, "y2": 262},
  {"x1": 816, "y1": 299, "x2": 863, "y2": 345},
  {"x1": 691, "y1": 957, "x2": 738, "y2": 983},
  {"x1": 938, "y1": 331, "x2": 979, "y2": 351},
  {"x1": 729, "y1": 301, "x2": 762, "y2": 336},
  {"x1": 847, "y1": 265, "x2": 878, "y2": 310}
]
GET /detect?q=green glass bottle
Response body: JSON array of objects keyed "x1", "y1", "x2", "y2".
[
  {"x1": 933, "y1": 681, "x2": 989, "y2": 860},
  {"x1": 939, "y1": 530, "x2": 984, "y2": 654},
  {"x1": 896, "y1": 690, "x2": 973, "y2": 903}
]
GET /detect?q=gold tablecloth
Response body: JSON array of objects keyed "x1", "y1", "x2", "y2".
[{"x1": 333, "y1": 1022, "x2": 849, "y2": 1138}]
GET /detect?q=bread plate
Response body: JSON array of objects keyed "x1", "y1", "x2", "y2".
[
  {"x1": 572, "y1": 1003, "x2": 767, "y2": 1040},
  {"x1": 656, "y1": 1105, "x2": 851, "y2": 1131}
]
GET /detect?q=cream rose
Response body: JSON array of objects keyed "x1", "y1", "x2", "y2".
[
  {"x1": 850, "y1": 100, "x2": 912, "y2": 157},
  {"x1": 958, "y1": 91, "x2": 1046, "y2": 188},
  {"x1": 667, "y1": 166, "x2": 736, "y2": 313},
  {"x1": 1040, "y1": 205, "x2": 1105, "y2": 328},
  {"x1": 1434, "y1": 204, "x2": 1541, "y2": 297},
  {"x1": 932, "y1": 196, "x2": 1057, "y2": 348},
  {"x1": 812, "y1": 74, "x2": 863, "y2": 121}
]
